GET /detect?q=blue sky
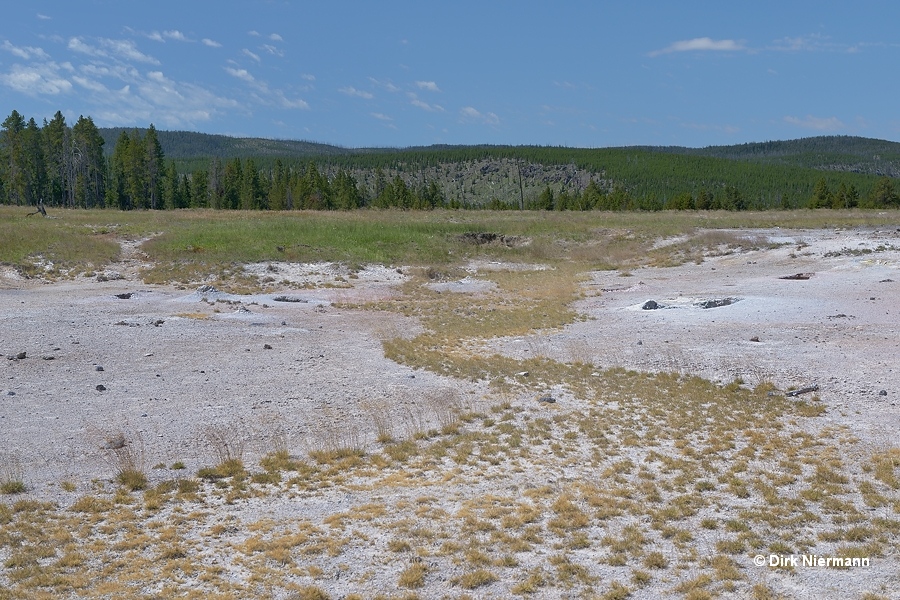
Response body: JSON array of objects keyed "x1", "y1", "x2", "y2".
[{"x1": 1, "y1": 1, "x2": 898, "y2": 148}]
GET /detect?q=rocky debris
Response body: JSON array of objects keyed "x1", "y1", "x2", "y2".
[
  {"x1": 538, "y1": 395, "x2": 556, "y2": 404},
  {"x1": 263, "y1": 344, "x2": 273, "y2": 350},
  {"x1": 4, "y1": 390, "x2": 15, "y2": 396},
  {"x1": 695, "y1": 297, "x2": 739, "y2": 309},
  {"x1": 197, "y1": 284, "x2": 219, "y2": 293},
  {"x1": 96, "y1": 271, "x2": 122, "y2": 282},
  {"x1": 115, "y1": 320, "x2": 141, "y2": 327},
  {"x1": 827, "y1": 313, "x2": 855, "y2": 319},
  {"x1": 786, "y1": 385, "x2": 819, "y2": 397},
  {"x1": 879, "y1": 390, "x2": 888, "y2": 396},
  {"x1": 114, "y1": 292, "x2": 133, "y2": 299},
  {"x1": 779, "y1": 273, "x2": 813, "y2": 280},
  {"x1": 750, "y1": 336, "x2": 760, "y2": 342},
  {"x1": 7, "y1": 351, "x2": 27, "y2": 360},
  {"x1": 880, "y1": 278, "x2": 894, "y2": 283},
  {"x1": 642, "y1": 300, "x2": 661, "y2": 310},
  {"x1": 516, "y1": 371, "x2": 529, "y2": 377},
  {"x1": 273, "y1": 296, "x2": 307, "y2": 303},
  {"x1": 151, "y1": 319, "x2": 165, "y2": 327},
  {"x1": 95, "y1": 384, "x2": 106, "y2": 392},
  {"x1": 95, "y1": 365, "x2": 104, "y2": 372},
  {"x1": 458, "y1": 232, "x2": 527, "y2": 247}
]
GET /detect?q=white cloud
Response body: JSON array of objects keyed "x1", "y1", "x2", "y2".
[
  {"x1": 275, "y1": 92, "x2": 308, "y2": 110},
  {"x1": 69, "y1": 37, "x2": 159, "y2": 64},
  {"x1": 269, "y1": 33, "x2": 283, "y2": 42},
  {"x1": 369, "y1": 77, "x2": 400, "y2": 93},
  {"x1": 459, "y1": 106, "x2": 499, "y2": 125},
  {"x1": 225, "y1": 67, "x2": 255, "y2": 82},
  {"x1": 262, "y1": 44, "x2": 284, "y2": 57},
  {"x1": 371, "y1": 112, "x2": 392, "y2": 121},
  {"x1": 784, "y1": 115, "x2": 844, "y2": 131},
  {"x1": 416, "y1": 80, "x2": 440, "y2": 92},
  {"x1": 68, "y1": 37, "x2": 102, "y2": 57},
  {"x1": 243, "y1": 48, "x2": 260, "y2": 62},
  {"x1": 202, "y1": 38, "x2": 222, "y2": 48},
  {"x1": 37, "y1": 13, "x2": 51, "y2": 20},
  {"x1": 146, "y1": 31, "x2": 165, "y2": 42},
  {"x1": 2, "y1": 41, "x2": 50, "y2": 60},
  {"x1": 650, "y1": 37, "x2": 745, "y2": 57},
  {"x1": 163, "y1": 30, "x2": 187, "y2": 42},
  {"x1": 248, "y1": 30, "x2": 260, "y2": 37},
  {"x1": 408, "y1": 92, "x2": 443, "y2": 112},
  {"x1": 0, "y1": 63, "x2": 72, "y2": 95},
  {"x1": 300, "y1": 73, "x2": 315, "y2": 81},
  {"x1": 72, "y1": 75, "x2": 108, "y2": 93},
  {"x1": 339, "y1": 86, "x2": 373, "y2": 99},
  {"x1": 102, "y1": 38, "x2": 159, "y2": 64}
]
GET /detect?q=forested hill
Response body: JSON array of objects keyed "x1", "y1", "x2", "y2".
[
  {"x1": 3, "y1": 107, "x2": 898, "y2": 211},
  {"x1": 97, "y1": 129, "x2": 900, "y2": 178},
  {"x1": 644, "y1": 136, "x2": 900, "y2": 177},
  {"x1": 97, "y1": 128, "x2": 356, "y2": 159}
]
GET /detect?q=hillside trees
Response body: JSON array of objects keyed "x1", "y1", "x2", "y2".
[
  {"x1": 0, "y1": 110, "x2": 106, "y2": 208},
  {"x1": 865, "y1": 176, "x2": 899, "y2": 208},
  {"x1": 2, "y1": 109, "x2": 899, "y2": 213}
]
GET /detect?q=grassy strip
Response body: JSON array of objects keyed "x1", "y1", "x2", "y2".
[{"x1": 4, "y1": 206, "x2": 900, "y2": 283}]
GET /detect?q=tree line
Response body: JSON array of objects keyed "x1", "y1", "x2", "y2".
[{"x1": 2, "y1": 110, "x2": 898, "y2": 212}]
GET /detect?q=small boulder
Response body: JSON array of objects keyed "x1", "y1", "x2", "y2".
[
  {"x1": 642, "y1": 300, "x2": 660, "y2": 310},
  {"x1": 538, "y1": 395, "x2": 556, "y2": 404}
]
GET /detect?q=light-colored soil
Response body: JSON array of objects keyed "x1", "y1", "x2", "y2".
[
  {"x1": 1, "y1": 226, "x2": 898, "y2": 599},
  {"x1": 491, "y1": 226, "x2": 900, "y2": 449}
]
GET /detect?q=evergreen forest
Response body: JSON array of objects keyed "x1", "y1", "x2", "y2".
[{"x1": 2, "y1": 109, "x2": 899, "y2": 213}]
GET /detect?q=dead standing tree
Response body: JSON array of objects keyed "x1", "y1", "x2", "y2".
[{"x1": 25, "y1": 199, "x2": 47, "y2": 217}]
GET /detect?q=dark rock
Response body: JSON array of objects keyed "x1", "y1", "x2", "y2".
[
  {"x1": 880, "y1": 279, "x2": 894, "y2": 283},
  {"x1": 750, "y1": 336, "x2": 760, "y2": 342},
  {"x1": 538, "y1": 395, "x2": 556, "y2": 403},
  {"x1": 696, "y1": 297, "x2": 738, "y2": 309},
  {"x1": 273, "y1": 296, "x2": 307, "y2": 303},
  {"x1": 95, "y1": 384, "x2": 106, "y2": 392},
  {"x1": 114, "y1": 292, "x2": 133, "y2": 299},
  {"x1": 263, "y1": 344, "x2": 273, "y2": 350},
  {"x1": 642, "y1": 300, "x2": 660, "y2": 310},
  {"x1": 42, "y1": 355, "x2": 55, "y2": 360},
  {"x1": 152, "y1": 319, "x2": 164, "y2": 327},
  {"x1": 95, "y1": 365, "x2": 104, "y2": 372},
  {"x1": 879, "y1": 390, "x2": 888, "y2": 396},
  {"x1": 637, "y1": 340, "x2": 643, "y2": 345}
]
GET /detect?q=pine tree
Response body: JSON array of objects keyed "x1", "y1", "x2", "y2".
[
  {"x1": 1, "y1": 110, "x2": 27, "y2": 205},
  {"x1": 144, "y1": 124, "x2": 164, "y2": 209}
]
